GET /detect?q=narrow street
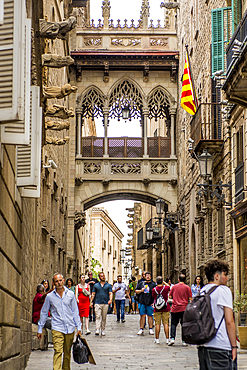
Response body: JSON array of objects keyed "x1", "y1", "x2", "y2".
[{"x1": 26, "y1": 314, "x2": 247, "y2": 370}]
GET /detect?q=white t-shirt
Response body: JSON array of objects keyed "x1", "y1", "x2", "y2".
[
  {"x1": 200, "y1": 284, "x2": 233, "y2": 350},
  {"x1": 113, "y1": 282, "x2": 127, "y2": 300}
]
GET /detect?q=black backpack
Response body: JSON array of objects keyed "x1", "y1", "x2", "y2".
[
  {"x1": 154, "y1": 286, "x2": 167, "y2": 310},
  {"x1": 182, "y1": 285, "x2": 224, "y2": 345},
  {"x1": 73, "y1": 335, "x2": 89, "y2": 364}
]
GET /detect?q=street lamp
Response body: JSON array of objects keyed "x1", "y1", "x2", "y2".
[
  {"x1": 122, "y1": 106, "x2": 130, "y2": 120},
  {"x1": 155, "y1": 198, "x2": 165, "y2": 215},
  {"x1": 146, "y1": 228, "x2": 153, "y2": 241},
  {"x1": 197, "y1": 150, "x2": 213, "y2": 178},
  {"x1": 120, "y1": 248, "x2": 125, "y2": 261},
  {"x1": 124, "y1": 263, "x2": 129, "y2": 276}
]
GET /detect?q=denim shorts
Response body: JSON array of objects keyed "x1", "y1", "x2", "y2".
[
  {"x1": 198, "y1": 346, "x2": 237, "y2": 370},
  {"x1": 131, "y1": 296, "x2": 135, "y2": 304},
  {"x1": 139, "y1": 303, "x2": 154, "y2": 317}
]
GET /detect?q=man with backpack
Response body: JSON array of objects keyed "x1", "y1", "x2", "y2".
[
  {"x1": 135, "y1": 271, "x2": 156, "y2": 336},
  {"x1": 152, "y1": 276, "x2": 170, "y2": 344},
  {"x1": 168, "y1": 274, "x2": 192, "y2": 346},
  {"x1": 195, "y1": 259, "x2": 237, "y2": 370}
]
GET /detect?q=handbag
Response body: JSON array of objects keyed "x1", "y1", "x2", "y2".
[{"x1": 72, "y1": 335, "x2": 89, "y2": 364}]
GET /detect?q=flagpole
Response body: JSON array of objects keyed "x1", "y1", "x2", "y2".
[{"x1": 185, "y1": 44, "x2": 199, "y2": 110}]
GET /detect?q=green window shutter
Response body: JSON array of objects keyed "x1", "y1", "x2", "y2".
[
  {"x1": 232, "y1": 0, "x2": 241, "y2": 32},
  {"x1": 211, "y1": 7, "x2": 232, "y2": 74}
]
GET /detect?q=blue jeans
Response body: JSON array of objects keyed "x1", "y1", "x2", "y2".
[
  {"x1": 198, "y1": 346, "x2": 237, "y2": 370},
  {"x1": 116, "y1": 299, "x2": 125, "y2": 321}
]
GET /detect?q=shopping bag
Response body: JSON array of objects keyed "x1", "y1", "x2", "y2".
[{"x1": 72, "y1": 335, "x2": 89, "y2": 364}]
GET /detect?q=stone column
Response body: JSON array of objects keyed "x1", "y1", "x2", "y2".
[
  {"x1": 103, "y1": 107, "x2": 109, "y2": 157},
  {"x1": 143, "y1": 107, "x2": 149, "y2": 158},
  {"x1": 102, "y1": 0, "x2": 110, "y2": 29},
  {"x1": 76, "y1": 108, "x2": 82, "y2": 157},
  {"x1": 169, "y1": 107, "x2": 176, "y2": 158}
]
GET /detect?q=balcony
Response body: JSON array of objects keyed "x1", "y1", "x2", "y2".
[
  {"x1": 190, "y1": 103, "x2": 223, "y2": 154},
  {"x1": 224, "y1": 9, "x2": 247, "y2": 107},
  {"x1": 81, "y1": 137, "x2": 171, "y2": 158},
  {"x1": 137, "y1": 217, "x2": 167, "y2": 250}
]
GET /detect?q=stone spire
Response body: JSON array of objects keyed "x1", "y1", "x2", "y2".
[
  {"x1": 102, "y1": 0, "x2": 111, "y2": 29},
  {"x1": 140, "y1": 0, "x2": 150, "y2": 29}
]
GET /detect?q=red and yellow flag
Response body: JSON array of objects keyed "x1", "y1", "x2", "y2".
[{"x1": 181, "y1": 51, "x2": 197, "y2": 115}]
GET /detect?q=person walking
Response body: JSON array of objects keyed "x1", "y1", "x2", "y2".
[
  {"x1": 152, "y1": 276, "x2": 170, "y2": 344},
  {"x1": 90, "y1": 272, "x2": 113, "y2": 336},
  {"x1": 191, "y1": 275, "x2": 204, "y2": 298},
  {"x1": 65, "y1": 278, "x2": 75, "y2": 294},
  {"x1": 168, "y1": 274, "x2": 192, "y2": 346},
  {"x1": 135, "y1": 271, "x2": 156, "y2": 336},
  {"x1": 197, "y1": 259, "x2": 237, "y2": 370},
  {"x1": 41, "y1": 279, "x2": 50, "y2": 293},
  {"x1": 129, "y1": 276, "x2": 137, "y2": 313},
  {"x1": 75, "y1": 274, "x2": 91, "y2": 335},
  {"x1": 32, "y1": 284, "x2": 51, "y2": 329},
  {"x1": 85, "y1": 271, "x2": 98, "y2": 322},
  {"x1": 113, "y1": 275, "x2": 130, "y2": 323},
  {"x1": 37, "y1": 273, "x2": 81, "y2": 370}
]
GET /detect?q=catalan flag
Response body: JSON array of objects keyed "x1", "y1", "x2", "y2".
[{"x1": 181, "y1": 51, "x2": 198, "y2": 115}]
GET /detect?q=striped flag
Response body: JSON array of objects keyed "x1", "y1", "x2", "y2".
[{"x1": 181, "y1": 51, "x2": 198, "y2": 115}]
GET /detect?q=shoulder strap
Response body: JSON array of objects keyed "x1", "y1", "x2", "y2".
[{"x1": 207, "y1": 285, "x2": 219, "y2": 295}]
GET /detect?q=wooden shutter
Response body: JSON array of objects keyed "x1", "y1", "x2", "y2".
[
  {"x1": 211, "y1": 7, "x2": 232, "y2": 74},
  {"x1": 16, "y1": 86, "x2": 42, "y2": 198},
  {"x1": 0, "y1": 0, "x2": 3, "y2": 25},
  {"x1": 1, "y1": 15, "x2": 31, "y2": 144},
  {"x1": 232, "y1": 0, "x2": 241, "y2": 32}
]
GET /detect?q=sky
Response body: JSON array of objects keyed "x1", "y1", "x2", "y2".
[{"x1": 90, "y1": 1, "x2": 162, "y2": 253}]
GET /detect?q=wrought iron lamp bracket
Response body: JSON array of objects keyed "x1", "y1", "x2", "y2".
[{"x1": 197, "y1": 181, "x2": 232, "y2": 205}]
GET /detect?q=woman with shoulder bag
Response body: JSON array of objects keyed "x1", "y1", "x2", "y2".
[{"x1": 75, "y1": 274, "x2": 91, "y2": 335}]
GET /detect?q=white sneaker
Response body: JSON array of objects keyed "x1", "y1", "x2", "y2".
[
  {"x1": 182, "y1": 341, "x2": 188, "y2": 346},
  {"x1": 166, "y1": 338, "x2": 169, "y2": 344},
  {"x1": 85, "y1": 329, "x2": 91, "y2": 335},
  {"x1": 101, "y1": 331, "x2": 106, "y2": 336},
  {"x1": 154, "y1": 338, "x2": 160, "y2": 344},
  {"x1": 168, "y1": 339, "x2": 175, "y2": 346},
  {"x1": 95, "y1": 329, "x2": 100, "y2": 335},
  {"x1": 137, "y1": 329, "x2": 144, "y2": 335},
  {"x1": 149, "y1": 328, "x2": 154, "y2": 335}
]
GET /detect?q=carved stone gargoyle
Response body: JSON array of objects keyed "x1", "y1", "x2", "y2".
[
  {"x1": 45, "y1": 136, "x2": 70, "y2": 145},
  {"x1": 45, "y1": 121, "x2": 70, "y2": 130},
  {"x1": 42, "y1": 54, "x2": 74, "y2": 68},
  {"x1": 45, "y1": 104, "x2": 75, "y2": 119},
  {"x1": 43, "y1": 84, "x2": 77, "y2": 99},
  {"x1": 39, "y1": 16, "x2": 77, "y2": 40},
  {"x1": 75, "y1": 211, "x2": 86, "y2": 230}
]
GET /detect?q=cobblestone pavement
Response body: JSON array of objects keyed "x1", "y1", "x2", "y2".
[{"x1": 26, "y1": 314, "x2": 247, "y2": 370}]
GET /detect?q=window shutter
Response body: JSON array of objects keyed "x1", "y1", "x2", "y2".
[
  {"x1": 16, "y1": 86, "x2": 42, "y2": 198},
  {"x1": 0, "y1": 0, "x2": 3, "y2": 25},
  {"x1": 0, "y1": 0, "x2": 29, "y2": 123},
  {"x1": 232, "y1": 0, "x2": 241, "y2": 32},
  {"x1": 211, "y1": 7, "x2": 232, "y2": 74},
  {"x1": 1, "y1": 14, "x2": 31, "y2": 144}
]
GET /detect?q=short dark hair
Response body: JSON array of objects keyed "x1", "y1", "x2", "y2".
[
  {"x1": 156, "y1": 276, "x2": 163, "y2": 284},
  {"x1": 145, "y1": 271, "x2": 151, "y2": 277},
  {"x1": 131, "y1": 276, "x2": 136, "y2": 281},
  {"x1": 179, "y1": 274, "x2": 186, "y2": 282},
  {"x1": 66, "y1": 278, "x2": 74, "y2": 286},
  {"x1": 204, "y1": 259, "x2": 229, "y2": 282},
  {"x1": 37, "y1": 284, "x2": 44, "y2": 293},
  {"x1": 165, "y1": 277, "x2": 172, "y2": 284},
  {"x1": 117, "y1": 275, "x2": 122, "y2": 278}
]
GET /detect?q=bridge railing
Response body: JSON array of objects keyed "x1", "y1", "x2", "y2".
[{"x1": 81, "y1": 137, "x2": 171, "y2": 158}]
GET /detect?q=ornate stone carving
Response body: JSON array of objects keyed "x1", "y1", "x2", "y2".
[
  {"x1": 111, "y1": 162, "x2": 141, "y2": 175},
  {"x1": 45, "y1": 121, "x2": 70, "y2": 130},
  {"x1": 76, "y1": 7, "x2": 86, "y2": 27},
  {"x1": 151, "y1": 162, "x2": 168, "y2": 175},
  {"x1": 140, "y1": 0, "x2": 150, "y2": 28},
  {"x1": 45, "y1": 137, "x2": 70, "y2": 145},
  {"x1": 84, "y1": 37, "x2": 102, "y2": 47},
  {"x1": 102, "y1": 1, "x2": 111, "y2": 18},
  {"x1": 160, "y1": 2, "x2": 180, "y2": 9},
  {"x1": 150, "y1": 37, "x2": 169, "y2": 48},
  {"x1": 42, "y1": 54, "x2": 74, "y2": 68},
  {"x1": 39, "y1": 16, "x2": 77, "y2": 40},
  {"x1": 111, "y1": 38, "x2": 141, "y2": 47},
  {"x1": 43, "y1": 84, "x2": 77, "y2": 99},
  {"x1": 75, "y1": 211, "x2": 86, "y2": 230},
  {"x1": 45, "y1": 105, "x2": 75, "y2": 119},
  {"x1": 142, "y1": 177, "x2": 151, "y2": 185},
  {"x1": 84, "y1": 163, "x2": 102, "y2": 174},
  {"x1": 31, "y1": 28, "x2": 37, "y2": 85},
  {"x1": 75, "y1": 177, "x2": 84, "y2": 186}
]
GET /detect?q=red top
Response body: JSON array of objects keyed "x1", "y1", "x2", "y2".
[
  {"x1": 152, "y1": 285, "x2": 170, "y2": 313},
  {"x1": 32, "y1": 293, "x2": 50, "y2": 324},
  {"x1": 169, "y1": 283, "x2": 192, "y2": 313}
]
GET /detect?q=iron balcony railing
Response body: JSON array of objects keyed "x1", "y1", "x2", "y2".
[
  {"x1": 190, "y1": 103, "x2": 222, "y2": 150},
  {"x1": 226, "y1": 9, "x2": 247, "y2": 75},
  {"x1": 81, "y1": 137, "x2": 171, "y2": 158},
  {"x1": 235, "y1": 161, "x2": 245, "y2": 204}
]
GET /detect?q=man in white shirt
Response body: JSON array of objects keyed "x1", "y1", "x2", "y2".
[
  {"x1": 198, "y1": 259, "x2": 237, "y2": 370},
  {"x1": 113, "y1": 275, "x2": 130, "y2": 323}
]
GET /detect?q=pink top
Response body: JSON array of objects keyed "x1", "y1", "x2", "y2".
[{"x1": 169, "y1": 283, "x2": 192, "y2": 313}]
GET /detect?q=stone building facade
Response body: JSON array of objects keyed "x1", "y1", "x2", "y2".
[{"x1": 90, "y1": 207, "x2": 123, "y2": 282}]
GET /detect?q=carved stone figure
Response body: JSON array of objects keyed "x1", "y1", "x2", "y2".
[
  {"x1": 160, "y1": 2, "x2": 180, "y2": 9},
  {"x1": 102, "y1": 1, "x2": 111, "y2": 18},
  {"x1": 45, "y1": 104, "x2": 75, "y2": 119},
  {"x1": 75, "y1": 211, "x2": 86, "y2": 229},
  {"x1": 42, "y1": 54, "x2": 74, "y2": 68},
  {"x1": 45, "y1": 121, "x2": 70, "y2": 130},
  {"x1": 45, "y1": 137, "x2": 70, "y2": 145},
  {"x1": 43, "y1": 84, "x2": 77, "y2": 99},
  {"x1": 39, "y1": 16, "x2": 77, "y2": 40}
]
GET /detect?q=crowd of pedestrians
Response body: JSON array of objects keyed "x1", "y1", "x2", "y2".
[{"x1": 33, "y1": 258, "x2": 237, "y2": 370}]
